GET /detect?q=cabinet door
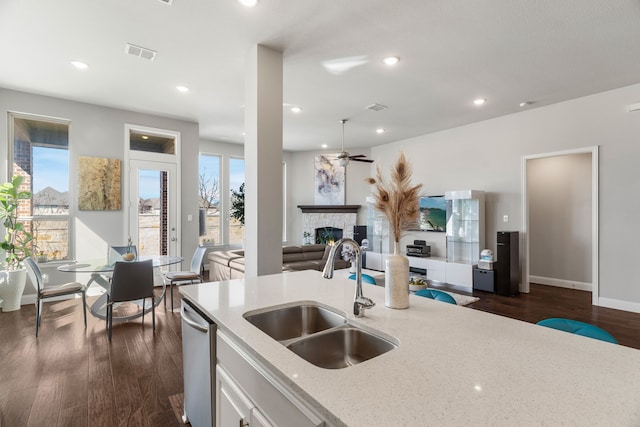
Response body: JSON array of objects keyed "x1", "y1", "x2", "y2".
[
  {"x1": 217, "y1": 366, "x2": 252, "y2": 427},
  {"x1": 250, "y1": 407, "x2": 273, "y2": 427}
]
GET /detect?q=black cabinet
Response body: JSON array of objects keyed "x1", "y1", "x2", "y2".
[
  {"x1": 473, "y1": 268, "x2": 495, "y2": 292},
  {"x1": 496, "y1": 231, "x2": 519, "y2": 296}
]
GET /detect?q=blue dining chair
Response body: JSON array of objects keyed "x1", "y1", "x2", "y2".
[
  {"x1": 414, "y1": 288, "x2": 457, "y2": 305},
  {"x1": 536, "y1": 318, "x2": 618, "y2": 344},
  {"x1": 348, "y1": 274, "x2": 377, "y2": 285}
]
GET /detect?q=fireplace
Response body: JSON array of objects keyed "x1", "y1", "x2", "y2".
[
  {"x1": 315, "y1": 227, "x2": 343, "y2": 244},
  {"x1": 298, "y1": 205, "x2": 360, "y2": 245}
]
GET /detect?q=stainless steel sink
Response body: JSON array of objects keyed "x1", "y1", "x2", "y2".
[
  {"x1": 243, "y1": 303, "x2": 347, "y2": 342},
  {"x1": 243, "y1": 302, "x2": 397, "y2": 369},
  {"x1": 287, "y1": 326, "x2": 397, "y2": 369}
]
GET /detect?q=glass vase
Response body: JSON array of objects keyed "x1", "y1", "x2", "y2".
[{"x1": 385, "y1": 242, "x2": 409, "y2": 309}]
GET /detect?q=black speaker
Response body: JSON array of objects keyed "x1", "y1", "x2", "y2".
[
  {"x1": 496, "y1": 231, "x2": 519, "y2": 296},
  {"x1": 353, "y1": 225, "x2": 367, "y2": 246}
]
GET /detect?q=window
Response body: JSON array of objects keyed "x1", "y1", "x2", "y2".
[
  {"x1": 198, "y1": 153, "x2": 221, "y2": 245},
  {"x1": 229, "y1": 157, "x2": 245, "y2": 246},
  {"x1": 10, "y1": 114, "x2": 70, "y2": 261}
]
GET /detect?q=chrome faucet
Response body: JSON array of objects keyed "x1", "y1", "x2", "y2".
[{"x1": 322, "y1": 237, "x2": 375, "y2": 317}]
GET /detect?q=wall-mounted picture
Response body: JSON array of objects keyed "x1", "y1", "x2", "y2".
[
  {"x1": 419, "y1": 195, "x2": 446, "y2": 232},
  {"x1": 314, "y1": 154, "x2": 345, "y2": 205},
  {"x1": 78, "y1": 156, "x2": 122, "y2": 210}
]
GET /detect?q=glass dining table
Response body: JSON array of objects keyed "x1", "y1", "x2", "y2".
[{"x1": 58, "y1": 255, "x2": 183, "y2": 322}]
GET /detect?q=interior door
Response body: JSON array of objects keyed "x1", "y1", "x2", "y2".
[{"x1": 129, "y1": 160, "x2": 178, "y2": 257}]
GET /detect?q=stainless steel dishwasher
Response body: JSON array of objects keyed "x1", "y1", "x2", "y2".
[{"x1": 181, "y1": 299, "x2": 216, "y2": 427}]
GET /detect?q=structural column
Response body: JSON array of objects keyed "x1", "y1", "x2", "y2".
[{"x1": 243, "y1": 44, "x2": 283, "y2": 277}]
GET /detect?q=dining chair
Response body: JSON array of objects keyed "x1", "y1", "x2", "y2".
[
  {"x1": 414, "y1": 288, "x2": 457, "y2": 305},
  {"x1": 24, "y1": 257, "x2": 87, "y2": 337},
  {"x1": 536, "y1": 318, "x2": 618, "y2": 344},
  {"x1": 107, "y1": 259, "x2": 155, "y2": 341},
  {"x1": 347, "y1": 273, "x2": 377, "y2": 285},
  {"x1": 164, "y1": 246, "x2": 207, "y2": 311}
]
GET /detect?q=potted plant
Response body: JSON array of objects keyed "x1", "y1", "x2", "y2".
[{"x1": 0, "y1": 175, "x2": 33, "y2": 311}]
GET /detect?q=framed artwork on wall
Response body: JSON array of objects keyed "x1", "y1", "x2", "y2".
[
  {"x1": 314, "y1": 154, "x2": 344, "y2": 205},
  {"x1": 77, "y1": 156, "x2": 122, "y2": 210}
]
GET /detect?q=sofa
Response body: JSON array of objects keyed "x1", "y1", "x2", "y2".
[{"x1": 208, "y1": 244, "x2": 349, "y2": 281}]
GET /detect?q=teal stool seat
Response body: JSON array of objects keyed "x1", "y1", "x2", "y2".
[
  {"x1": 348, "y1": 274, "x2": 377, "y2": 285},
  {"x1": 536, "y1": 318, "x2": 618, "y2": 344},
  {"x1": 414, "y1": 289, "x2": 457, "y2": 305}
]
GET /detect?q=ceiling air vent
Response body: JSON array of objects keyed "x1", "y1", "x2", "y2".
[
  {"x1": 125, "y1": 43, "x2": 157, "y2": 61},
  {"x1": 366, "y1": 103, "x2": 388, "y2": 112}
]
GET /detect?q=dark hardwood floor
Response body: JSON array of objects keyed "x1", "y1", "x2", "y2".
[
  {"x1": 0, "y1": 292, "x2": 185, "y2": 427},
  {"x1": 2, "y1": 281, "x2": 640, "y2": 426}
]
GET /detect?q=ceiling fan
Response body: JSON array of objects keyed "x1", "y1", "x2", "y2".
[{"x1": 335, "y1": 119, "x2": 374, "y2": 166}]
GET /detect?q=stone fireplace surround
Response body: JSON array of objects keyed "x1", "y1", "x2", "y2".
[{"x1": 298, "y1": 205, "x2": 360, "y2": 244}]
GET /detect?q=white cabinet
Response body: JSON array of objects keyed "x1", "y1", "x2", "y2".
[
  {"x1": 364, "y1": 196, "x2": 393, "y2": 271},
  {"x1": 217, "y1": 365, "x2": 272, "y2": 427},
  {"x1": 445, "y1": 190, "x2": 485, "y2": 264},
  {"x1": 408, "y1": 257, "x2": 446, "y2": 283},
  {"x1": 216, "y1": 331, "x2": 325, "y2": 427},
  {"x1": 445, "y1": 262, "x2": 474, "y2": 288}
]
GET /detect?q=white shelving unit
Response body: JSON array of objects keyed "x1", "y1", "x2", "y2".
[
  {"x1": 364, "y1": 196, "x2": 393, "y2": 271},
  {"x1": 445, "y1": 190, "x2": 485, "y2": 264}
]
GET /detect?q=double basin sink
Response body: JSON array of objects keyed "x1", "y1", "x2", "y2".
[{"x1": 243, "y1": 302, "x2": 398, "y2": 369}]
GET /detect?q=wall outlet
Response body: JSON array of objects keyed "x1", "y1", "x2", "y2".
[
  {"x1": 503, "y1": 215, "x2": 509, "y2": 223},
  {"x1": 187, "y1": 214, "x2": 193, "y2": 221}
]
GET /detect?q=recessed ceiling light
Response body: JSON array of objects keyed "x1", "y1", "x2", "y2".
[
  {"x1": 290, "y1": 106, "x2": 302, "y2": 113},
  {"x1": 519, "y1": 101, "x2": 533, "y2": 107},
  {"x1": 376, "y1": 128, "x2": 385, "y2": 134},
  {"x1": 238, "y1": 0, "x2": 258, "y2": 7},
  {"x1": 473, "y1": 98, "x2": 487, "y2": 106},
  {"x1": 383, "y1": 56, "x2": 400, "y2": 66},
  {"x1": 71, "y1": 61, "x2": 88, "y2": 70},
  {"x1": 321, "y1": 144, "x2": 328, "y2": 149},
  {"x1": 176, "y1": 85, "x2": 189, "y2": 93}
]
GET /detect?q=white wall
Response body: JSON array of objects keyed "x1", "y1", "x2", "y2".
[
  {"x1": 371, "y1": 82, "x2": 640, "y2": 310},
  {"x1": 287, "y1": 149, "x2": 372, "y2": 245},
  {"x1": 528, "y1": 153, "x2": 592, "y2": 286},
  {"x1": 0, "y1": 88, "x2": 200, "y2": 293}
]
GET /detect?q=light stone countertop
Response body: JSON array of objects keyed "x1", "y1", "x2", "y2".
[{"x1": 180, "y1": 269, "x2": 640, "y2": 427}]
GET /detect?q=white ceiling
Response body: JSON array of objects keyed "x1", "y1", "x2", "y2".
[{"x1": 2, "y1": 0, "x2": 640, "y2": 152}]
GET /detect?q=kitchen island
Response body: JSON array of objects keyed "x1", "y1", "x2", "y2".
[{"x1": 180, "y1": 269, "x2": 640, "y2": 426}]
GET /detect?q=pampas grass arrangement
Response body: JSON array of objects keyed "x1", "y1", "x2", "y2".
[{"x1": 366, "y1": 151, "x2": 423, "y2": 243}]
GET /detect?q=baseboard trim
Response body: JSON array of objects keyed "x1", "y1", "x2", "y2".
[
  {"x1": 530, "y1": 275, "x2": 591, "y2": 292},
  {"x1": 598, "y1": 297, "x2": 640, "y2": 314}
]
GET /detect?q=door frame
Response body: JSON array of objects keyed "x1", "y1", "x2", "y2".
[
  {"x1": 521, "y1": 146, "x2": 599, "y2": 305},
  {"x1": 124, "y1": 124, "x2": 181, "y2": 256}
]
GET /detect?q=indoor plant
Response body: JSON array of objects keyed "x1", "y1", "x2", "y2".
[
  {"x1": 0, "y1": 175, "x2": 33, "y2": 311},
  {"x1": 366, "y1": 152, "x2": 422, "y2": 309}
]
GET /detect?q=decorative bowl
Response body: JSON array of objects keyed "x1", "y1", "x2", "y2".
[{"x1": 122, "y1": 253, "x2": 136, "y2": 262}]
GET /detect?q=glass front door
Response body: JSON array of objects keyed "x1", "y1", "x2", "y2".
[{"x1": 129, "y1": 160, "x2": 178, "y2": 257}]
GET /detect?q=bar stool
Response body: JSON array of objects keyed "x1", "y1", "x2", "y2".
[{"x1": 536, "y1": 318, "x2": 618, "y2": 344}]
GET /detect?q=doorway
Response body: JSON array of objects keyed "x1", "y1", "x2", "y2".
[
  {"x1": 125, "y1": 124, "x2": 181, "y2": 257},
  {"x1": 129, "y1": 160, "x2": 178, "y2": 257},
  {"x1": 522, "y1": 147, "x2": 599, "y2": 305}
]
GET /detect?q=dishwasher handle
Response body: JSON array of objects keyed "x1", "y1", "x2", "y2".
[{"x1": 181, "y1": 304, "x2": 209, "y2": 333}]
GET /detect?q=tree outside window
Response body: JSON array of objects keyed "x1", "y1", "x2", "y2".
[{"x1": 198, "y1": 154, "x2": 221, "y2": 245}]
